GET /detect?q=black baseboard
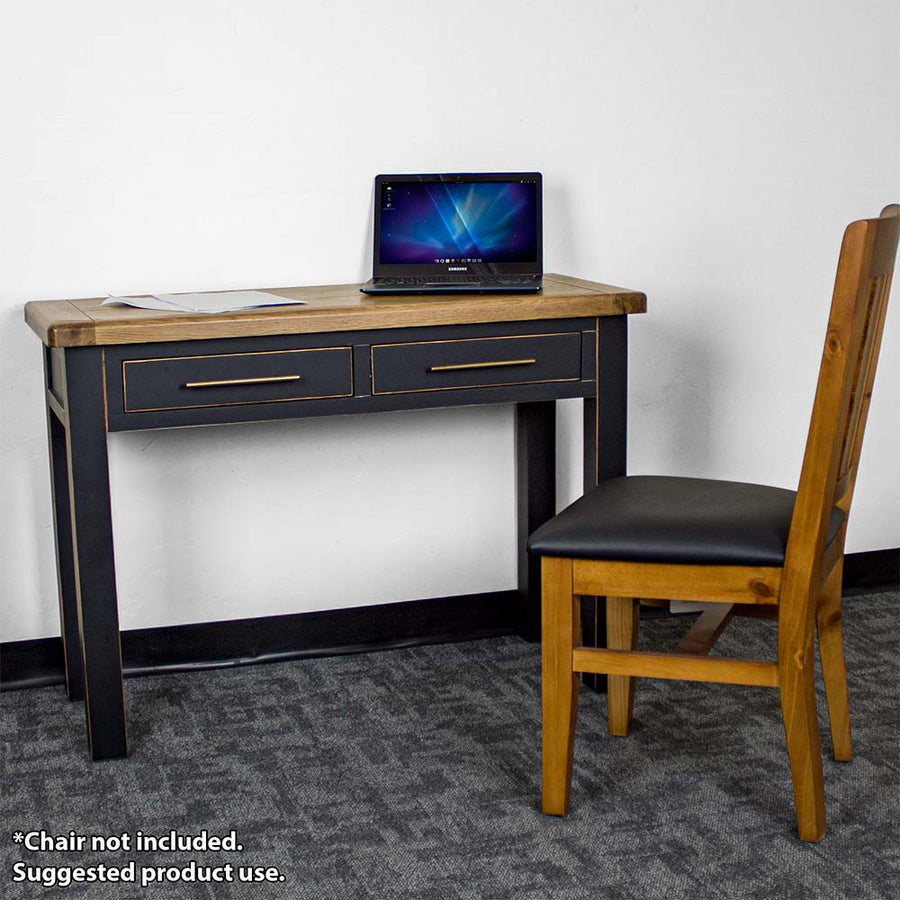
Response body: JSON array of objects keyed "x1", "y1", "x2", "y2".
[
  {"x1": 841, "y1": 547, "x2": 899, "y2": 593},
  {"x1": 0, "y1": 591, "x2": 519, "y2": 692},
  {"x1": 3, "y1": 548, "x2": 897, "y2": 693}
]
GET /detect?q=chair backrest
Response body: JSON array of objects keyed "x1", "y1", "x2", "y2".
[{"x1": 784, "y1": 205, "x2": 899, "y2": 599}]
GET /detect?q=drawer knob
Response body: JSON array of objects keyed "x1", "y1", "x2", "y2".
[
  {"x1": 427, "y1": 358, "x2": 537, "y2": 373},
  {"x1": 184, "y1": 375, "x2": 302, "y2": 388}
]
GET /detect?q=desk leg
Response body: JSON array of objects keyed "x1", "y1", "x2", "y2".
[
  {"x1": 516, "y1": 401, "x2": 556, "y2": 641},
  {"x1": 44, "y1": 351, "x2": 84, "y2": 701},
  {"x1": 62, "y1": 347, "x2": 129, "y2": 761},
  {"x1": 581, "y1": 316, "x2": 629, "y2": 692}
]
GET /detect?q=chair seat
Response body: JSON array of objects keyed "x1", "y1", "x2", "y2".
[{"x1": 528, "y1": 476, "x2": 845, "y2": 567}]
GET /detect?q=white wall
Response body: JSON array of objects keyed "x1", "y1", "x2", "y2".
[{"x1": 2, "y1": 0, "x2": 898, "y2": 642}]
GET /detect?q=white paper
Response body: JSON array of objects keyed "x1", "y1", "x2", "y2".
[
  {"x1": 103, "y1": 290, "x2": 306, "y2": 314},
  {"x1": 103, "y1": 293, "x2": 186, "y2": 312}
]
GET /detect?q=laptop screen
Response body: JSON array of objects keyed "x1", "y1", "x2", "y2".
[{"x1": 373, "y1": 173, "x2": 542, "y2": 276}]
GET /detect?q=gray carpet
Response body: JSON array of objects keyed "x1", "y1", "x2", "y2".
[{"x1": 2, "y1": 589, "x2": 898, "y2": 899}]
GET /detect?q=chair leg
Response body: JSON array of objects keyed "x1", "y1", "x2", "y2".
[
  {"x1": 816, "y1": 558, "x2": 852, "y2": 761},
  {"x1": 606, "y1": 596, "x2": 639, "y2": 736},
  {"x1": 541, "y1": 557, "x2": 580, "y2": 816},
  {"x1": 778, "y1": 619, "x2": 826, "y2": 842}
]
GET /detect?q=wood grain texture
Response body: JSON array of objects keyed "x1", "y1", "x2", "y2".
[
  {"x1": 774, "y1": 205, "x2": 897, "y2": 841},
  {"x1": 572, "y1": 560, "x2": 781, "y2": 605},
  {"x1": 777, "y1": 617, "x2": 826, "y2": 841},
  {"x1": 675, "y1": 604, "x2": 735, "y2": 656},
  {"x1": 572, "y1": 648, "x2": 778, "y2": 687},
  {"x1": 24, "y1": 274, "x2": 646, "y2": 348},
  {"x1": 541, "y1": 557, "x2": 579, "y2": 816},
  {"x1": 24, "y1": 300, "x2": 95, "y2": 347},
  {"x1": 817, "y1": 529, "x2": 845, "y2": 588},
  {"x1": 816, "y1": 557, "x2": 852, "y2": 761},
  {"x1": 605, "y1": 596, "x2": 639, "y2": 736}
]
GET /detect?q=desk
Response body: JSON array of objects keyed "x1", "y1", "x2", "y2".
[{"x1": 25, "y1": 274, "x2": 646, "y2": 760}]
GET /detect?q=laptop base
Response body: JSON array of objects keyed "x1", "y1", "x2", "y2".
[{"x1": 361, "y1": 278, "x2": 542, "y2": 296}]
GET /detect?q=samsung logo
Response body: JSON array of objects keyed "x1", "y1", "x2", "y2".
[{"x1": 447, "y1": 266, "x2": 468, "y2": 271}]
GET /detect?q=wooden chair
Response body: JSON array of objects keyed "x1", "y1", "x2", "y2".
[{"x1": 528, "y1": 205, "x2": 899, "y2": 841}]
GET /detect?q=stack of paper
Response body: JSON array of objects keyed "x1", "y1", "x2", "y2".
[{"x1": 103, "y1": 290, "x2": 306, "y2": 314}]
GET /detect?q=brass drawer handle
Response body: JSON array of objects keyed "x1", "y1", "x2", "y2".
[
  {"x1": 427, "y1": 358, "x2": 537, "y2": 373},
  {"x1": 184, "y1": 375, "x2": 301, "y2": 388}
]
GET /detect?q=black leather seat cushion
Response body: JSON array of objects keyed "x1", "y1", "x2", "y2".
[{"x1": 528, "y1": 476, "x2": 845, "y2": 567}]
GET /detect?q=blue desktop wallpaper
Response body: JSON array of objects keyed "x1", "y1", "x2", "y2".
[{"x1": 379, "y1": 181, "x2": 537, "y2": 264}]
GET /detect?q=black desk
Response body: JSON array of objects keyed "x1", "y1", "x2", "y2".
[{"x1": 25, "y1": 273, "x2": 646, "y2": 760}]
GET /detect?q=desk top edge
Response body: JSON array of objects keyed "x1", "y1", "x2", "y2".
[{"x1": 25, "y1": 274, "x2": 647, "y2": 348}]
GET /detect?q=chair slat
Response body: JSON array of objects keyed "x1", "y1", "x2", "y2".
[
  {"x1": 836, "y1": 275, "x2": 885, "y2": 483},
  {"x1": 675, "y1": 604, "x2": 735, "y2": 655},
  {"x1": 571, "y1": 648, "x2": 778, "y2": 687}
]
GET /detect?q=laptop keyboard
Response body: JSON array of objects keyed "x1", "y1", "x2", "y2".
[{"x1": 377, "y1": 276, "x2": 540, "y2": 287}]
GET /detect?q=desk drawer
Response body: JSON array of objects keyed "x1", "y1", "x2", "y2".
[
  {"x1": 371, "y1": 332, "x2": 582, "y2": 395},
  {"x1": 122, "y1": 348, "x2": 353, "y2": 412}
]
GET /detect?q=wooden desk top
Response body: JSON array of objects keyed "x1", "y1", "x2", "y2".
[{"x1": 25, "y1": 273, "x2": 646, "y2": 348}]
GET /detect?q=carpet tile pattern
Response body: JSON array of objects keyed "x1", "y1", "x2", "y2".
[{"x1": 1, "y1": 589, "x2": 897, "y2": 898}]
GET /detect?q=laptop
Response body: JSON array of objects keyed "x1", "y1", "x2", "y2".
[{"x1": 360, "y1": 172, "x2": 543, "y2": 294}]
